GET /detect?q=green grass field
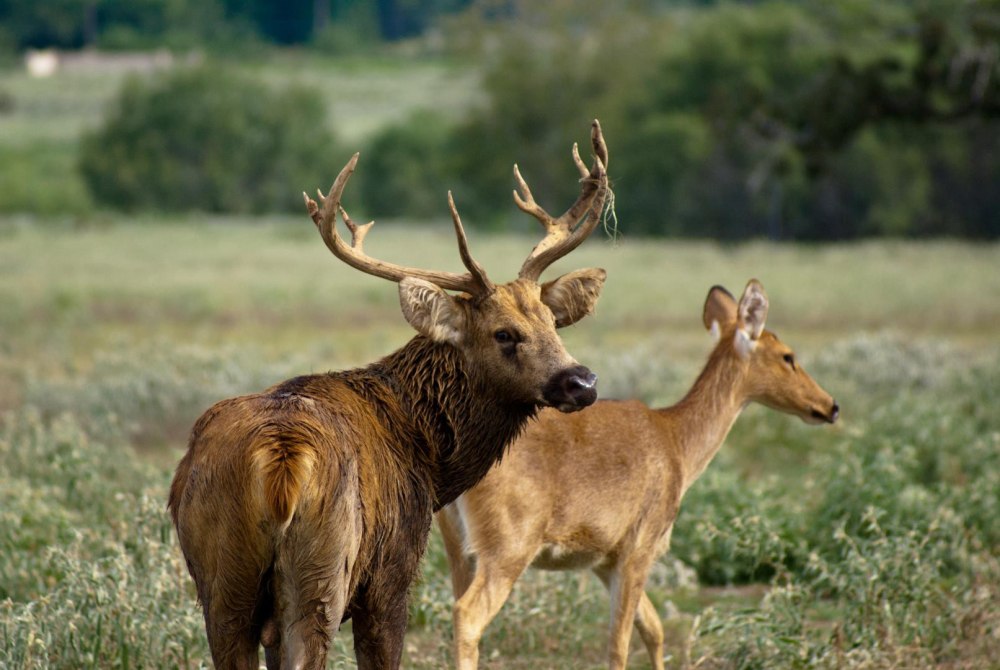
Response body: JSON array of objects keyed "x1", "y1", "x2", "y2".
[{"x1": 1, "y1": 215, "x2": 998, "y2": 668}]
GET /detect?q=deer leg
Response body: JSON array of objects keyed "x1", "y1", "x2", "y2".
[
  {"x1": 351, "y1": 591, "x2": 411, "y2": 670},
  {"x1": 193, "y1": 537, "x2": 272, "y2": 669},
  {"x1": 351, "y1": 544, "x2": 428, "y2": 669},
  {"x1": 352, "y1": 500, "x2": 432, "y2": 670},
  {"x1": 263, "y1": 644, "x2": 280, "y2": 670},
  {"x1": 272, "y1": 480, "x2": 361, "y2": 670},
  {"x1": 593, "y1": 554, "x2": 659, "y2": 670},
  {"x1": 452, "y1": 554, "x2": 532, "y2": 670},
  {"x1": 272, "y1": 547, "x2": 354, "y2": 669},
  {"x1": 594, "y1": 565, "x2": 666, "y2": 670},
  {"x1": 203, "y1": 596, "x2": 264, "y2": 670},
  {"x1": 634, "y1": 592, "x2": 666, "y2": 670},
  {"x1": 438, "y1": 507, "x2": 476, "y2": 600}
]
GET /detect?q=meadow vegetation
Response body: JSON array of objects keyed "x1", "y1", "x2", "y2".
[{"x1": 1, "y1": 218, "x2": 998, "y2": 668}]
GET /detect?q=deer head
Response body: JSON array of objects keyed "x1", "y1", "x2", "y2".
[
  {"x1": 703, "y1": 280, "x2": 839, "y2": 424},
  {"x1": 304, "y1": 121, "x2": 611, "y2": 412}
]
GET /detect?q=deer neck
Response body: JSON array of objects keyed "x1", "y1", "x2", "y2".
[
  {"x1": 661, "y1": 343, "x2": 750, "y2": 494},
  {"x1": 372, "y1": 336, "x2": 537, "y2": 510}
]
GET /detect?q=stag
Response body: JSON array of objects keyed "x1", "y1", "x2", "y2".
[
  {"x1": 438, "y1": 279, "x2": 839, "y2": 670},
  {"x1": 169, "y1": 122, "x2": 611, "y2": 669}
]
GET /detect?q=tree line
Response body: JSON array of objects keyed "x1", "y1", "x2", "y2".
[
  {"x1": 0, "y1": 0, "x2": 474, "y2": 50},
  {"x1": 43, "y1": 0, "x2": 1000, "y2": 238},
  {"x1": 424, "y1": 0, "x2": 1000, "y2": 239}
]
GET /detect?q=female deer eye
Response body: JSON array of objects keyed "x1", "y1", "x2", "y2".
[
  {"x1": 494, "y1": 330, "x2": 513, "y2": 344},
  {"x1": 783, "y1": 353, "x2": 795, "y2": 368}
]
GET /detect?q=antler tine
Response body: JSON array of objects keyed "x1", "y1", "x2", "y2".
[
  {"x1": 517, "y1": 119, "x2": 610, "y2": 282},
  {"x1": 303, "y1": 154, "x2": 486, "y2": 295},
  {"x1": 338, "y1": 206, "x2": 375, "y2": 251},
  {"x1": 448, "y1": 191, "x2": 495, "y2": 294},
  {"x1": 512, "y1": 163, "x2": 556, "y2": 231}
]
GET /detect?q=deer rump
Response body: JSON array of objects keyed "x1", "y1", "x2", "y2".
[{"x1": 169, "y1": 375, "x2": 436, "y2": 664}]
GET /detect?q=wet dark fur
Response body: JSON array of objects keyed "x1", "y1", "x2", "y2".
[{"x1": 168, "y1": 336, "x2": 536, "y2": 669}]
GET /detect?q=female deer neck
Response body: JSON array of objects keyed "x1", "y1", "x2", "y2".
[
  {"x1": 375, "y1": 336, "x2": 537, "y2": 509},
  {"x1": 665, "y1": 341, "x2": 751, "y2": 493}
]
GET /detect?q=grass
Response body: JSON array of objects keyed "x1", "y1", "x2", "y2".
[
  {"x1": 4, "y1": 218, "x2": 997, "y2": 352},
  {"x1": 1, "y1": 215, "x2": 998, "y2": 668}
]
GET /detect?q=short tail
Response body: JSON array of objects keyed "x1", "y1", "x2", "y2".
[{"x1": 253, "y1": 428, "x2": 318, "y2": 530}]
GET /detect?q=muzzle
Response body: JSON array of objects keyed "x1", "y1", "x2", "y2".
[
  {"x1": 542, "y1": 365, "x2": 598, "y2": 412},
  {"x1": 809, "y1": 400, "x2": 839, "y2": 424}
]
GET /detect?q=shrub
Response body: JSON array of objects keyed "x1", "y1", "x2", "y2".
[
  {"x1": 358, "y1": 111, "x2": 454, "y2": 219},
  {"x1": 0, "y1": 143, "x2": 94, "y2": 217},
  {"x1": 78, "y1": 64, "x2": 339, "y2": 213}
]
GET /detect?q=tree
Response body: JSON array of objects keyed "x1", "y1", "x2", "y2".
[{"x1": 79, "y1": 65, "x2": 339, "y2": 213}]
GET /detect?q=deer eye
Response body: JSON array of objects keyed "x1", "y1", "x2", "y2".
[
  {"x1": 494, "y1": 330, "x2": 513, "y2": 344},
  {"x1": 783, "y1": 353, "x2": 795, "y2": 368}
]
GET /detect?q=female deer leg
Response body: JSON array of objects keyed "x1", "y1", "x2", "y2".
[
  {"x1": 634, "y1": 592, "x2": 665, "y2": 670},
  {"x1": 438, "y1": 507, "x2": 475, "y2": 600},
  {"x1": 452, "y1": 555, "x2": 533, "y2": 670},
  {"x1": 593, "y1": 554, "x2": 659, "y2": 670}
]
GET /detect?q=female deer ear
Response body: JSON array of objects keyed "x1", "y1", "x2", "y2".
[
  {"x1": 737, "y1": 279, "x2": 768, "y2": 340},
  {"x1": 398, "y1": 277, "x2": 465, "y2": 344},
  {"x1": 703, "y1": 285, "x2": 738, "y2": 339},
  {"x1": 540, "y1": 268, "x2": 607, "y2": 328}
]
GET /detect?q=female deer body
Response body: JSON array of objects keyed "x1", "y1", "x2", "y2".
[
  {"x1": 170, "y1": 123, "x2": 611, "y2": 670},
  {"x1": 438, "y1": 280, "x2": 839, "y2": 670}
]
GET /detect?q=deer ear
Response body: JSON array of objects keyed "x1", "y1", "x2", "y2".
[
  {"x1": 703, "y1": 285, "x2": 738, "y2": 339},
  {"x1": 398, "y1": 277, "x2": 465, "y2": 344},
  {"x1": 737, "y1": 279, "x2": 768, "y2": 340},
  {"x1": 540, "y1": 268, "x2": 607, "y2": 328}
]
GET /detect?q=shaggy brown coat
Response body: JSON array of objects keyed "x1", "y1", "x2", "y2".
[{"x1": 169, "y1": 274, "x2": 606, "y2": 669}]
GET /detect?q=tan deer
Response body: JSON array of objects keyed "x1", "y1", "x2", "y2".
[
  {"x1": 169, "y1": 122, "x2": 611, "y2": 670},
  {"x1": 437, "y1": 279, "x2": 839, "y2": 670}
]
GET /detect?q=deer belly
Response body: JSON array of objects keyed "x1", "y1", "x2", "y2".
[{"x1": 531, "y1": 543, "x2": 603, "y2": 570}]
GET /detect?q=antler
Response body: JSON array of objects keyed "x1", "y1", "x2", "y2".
[
  {"x1": 514, "y1": 119, "x2": 610, "y2": 282},
  {"x1": 304, "y1": 154, "x2": 494, "y2": 296}
]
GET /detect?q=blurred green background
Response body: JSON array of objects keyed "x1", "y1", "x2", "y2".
[
  {"x1": 3, "y1": 0, "x2": 1000, "y2": 238},
  {"x1": 1, "y1": 1, "x2": 998, "y2": 669}
]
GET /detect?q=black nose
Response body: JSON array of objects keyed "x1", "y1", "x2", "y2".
[
  {"x1": 813, "y1": 402, "x2": 839, "y2": 424},
  {"x1": 542, "y1": 365, "x2": 598, "y2": 412}
]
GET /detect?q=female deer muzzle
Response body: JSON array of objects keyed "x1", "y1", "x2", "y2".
[{"x1": 811, "y1": 401, "x2": 839, "y2": 424}]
